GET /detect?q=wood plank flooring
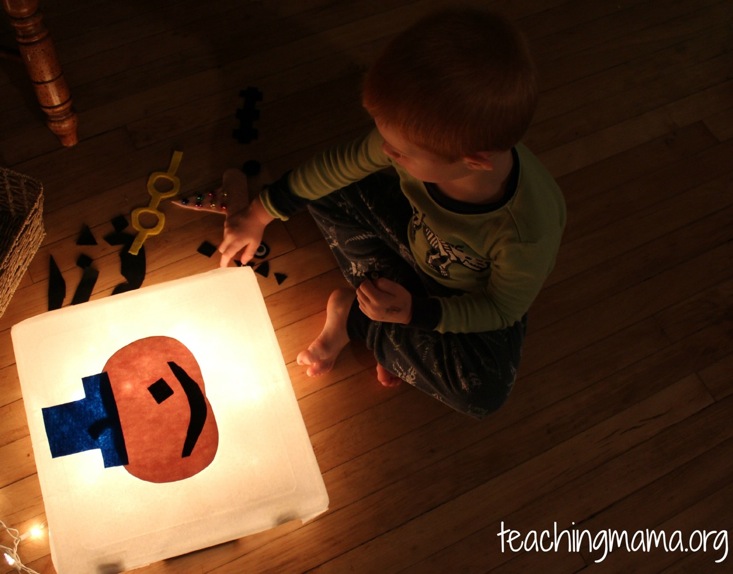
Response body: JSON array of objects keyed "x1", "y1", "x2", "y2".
[{"x1": 1, "y1": 0, "x2": 731, "y2": 572}]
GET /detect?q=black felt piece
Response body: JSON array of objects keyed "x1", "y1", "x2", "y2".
[
  {"x1": 232, "y1": 127, "x2": 258, "y2": 143},
  {"x1": 48, "y1": 255, "x2": 66, "y2": 310},
  {"x1": 233, "y1": 87, "x2": 263, "y2": 144},
  {"x1": 111, "y1": 215, "x2": 129, "y2": 232},
  {"x1": 43, "y1": 372, "x2": 128, "y2": 467},
  {"x1": 242, "y1": 160, "x2": 261, "y2": 176},
  {"x1": 71, "y1": 265, "x2": 99, "y2": 305},
  {"x1": 167, "y1": 361, "x2": 207, "y2": 458},
  {"x1": 104, "y1": 230, "x2": 135, "y2": 246},
  {"x1": 197, "y1": 241, "x2": 217, "y2": 257},
  {"x1": 76, "y1": 253, "x2": 93, "y2": 269},
  {"x1": 236, "y1": 108, "x2": 260, "y2": 121},
  {"x1": 148, "y1": 378, "x2": 174, "y2": 404},
  {"x1": 239, "y1": 86, "x2": 263, "y2": 101},
  {"x1": 274, "y1": 272, "x2": 287, "y2": 285},
  {"x1": 77, "y1": 225, "x2": 97, "y2": 246},
  {"x1": 112, "y1": 246, "x2": 146, "y2": 295},
  {"x1": 254, "y1": 260, "x2": 270, "y2": 278}
]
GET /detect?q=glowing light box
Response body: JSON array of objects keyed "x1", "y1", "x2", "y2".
[{"x1": 12, "y1": 267, "x2": 328, "y2": 574}]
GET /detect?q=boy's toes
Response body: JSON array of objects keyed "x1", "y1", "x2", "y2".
[
  {"x1": 376, "y1": 363, "x2": 402, "y2": 387},
  {"x1": 297, "y1": 347, "x2": 335, "y2": 377},
  {"x1": 296, "y1": 349, "x2": 315, "y2": 367}
]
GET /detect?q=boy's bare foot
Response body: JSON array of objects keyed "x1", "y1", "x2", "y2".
[
  {"x1": 376, "y1": 363, "x2": 402, "y2": 387},
  {"x1": 297, "y1": 288, "x2": 355, "y2": 377},
  {"x1": 173, "y1": 168, "x2": 249, "y2": 215}
]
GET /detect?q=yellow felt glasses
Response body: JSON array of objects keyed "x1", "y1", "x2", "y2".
[{"x1": 129, "y1": 151, "x2": 183, "y2": 255}]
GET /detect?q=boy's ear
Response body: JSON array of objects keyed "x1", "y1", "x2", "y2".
[{"x1": 463, "y1": 151, "x2": 495, "y2": 171}]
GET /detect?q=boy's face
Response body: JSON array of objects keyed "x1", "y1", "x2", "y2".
[{"x1": 375, "y1": 119, "x2": 477, "y2": 184}]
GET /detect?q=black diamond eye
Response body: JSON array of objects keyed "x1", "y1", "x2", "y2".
[{"x1": 148, "y1": 378, "x2": 174, "y2": 404}]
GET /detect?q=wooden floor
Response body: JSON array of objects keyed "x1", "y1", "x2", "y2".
[{"x1": 1, "y1": 0, "x2": 731, "y2": 572}]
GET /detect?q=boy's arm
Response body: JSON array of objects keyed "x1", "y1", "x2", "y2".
[
  {"x1": 413, "y1": 240, "x2": 559, "y2": 333},
  {"x1": 353, "y1": 241, "x2": 547, "y2": 332},
  {"x1": 260, "y1": 129, "x2": 390, "y2": 220},
  {"x1": 410, "y1": 146, "x2": 566, "y2": 334}
]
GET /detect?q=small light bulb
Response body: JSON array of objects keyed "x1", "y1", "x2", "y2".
[
  {"x1": 28, "y1": 525, "x2": 44, "y2": 539},
  {"x1": 4, "y1": 551, "x2": 17, "y2": 566}
]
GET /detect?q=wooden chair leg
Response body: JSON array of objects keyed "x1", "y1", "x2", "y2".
[{"x1": 2, "y1": 0, "x2": 78, "y2": 147}]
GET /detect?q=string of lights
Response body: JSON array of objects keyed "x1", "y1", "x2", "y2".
[{"x1": 0, "y1": 520, "x2": 43, "y2": 574}]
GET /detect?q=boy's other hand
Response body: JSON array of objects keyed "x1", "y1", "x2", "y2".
[
  {"x1": 218, "y1": 197, "x2": 274, "y2": 267},
  {"x1": 356, "y1": 277, "x2": 413, "y2": 324}
]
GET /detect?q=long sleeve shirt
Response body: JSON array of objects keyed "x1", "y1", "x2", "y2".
[{"x1": 260, "y1": 129, "x2": 566, "y2": 334}]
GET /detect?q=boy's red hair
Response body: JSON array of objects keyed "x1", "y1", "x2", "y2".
[{"x1": 362, "y1": 9, "x2": 538, "y2": 157}]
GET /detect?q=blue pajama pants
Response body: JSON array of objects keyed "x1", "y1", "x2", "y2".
[{"x1": 307, "y1": 172, "x2": 527, "y2": 419}]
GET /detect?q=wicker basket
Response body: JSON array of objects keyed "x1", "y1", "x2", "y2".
[{"x1": 0, "y1": 168, "x2": 45, "y2": 318}]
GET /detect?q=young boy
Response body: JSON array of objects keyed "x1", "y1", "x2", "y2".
[{"x1": 214, "y1": 9, "x2": 566, "y2": 419}]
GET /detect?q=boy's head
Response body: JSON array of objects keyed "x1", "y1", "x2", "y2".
[{"x1": 362, "y1": 8, "x2": 537, "y2": 159}]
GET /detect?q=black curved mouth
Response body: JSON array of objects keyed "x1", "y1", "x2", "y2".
[{"x1": 147, "y1": 361, "x2": 208, "y2": 458}]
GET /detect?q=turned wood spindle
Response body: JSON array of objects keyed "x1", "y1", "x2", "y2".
[{"x1": 2, "y1": 0, "x2": 78, "y2": 146}]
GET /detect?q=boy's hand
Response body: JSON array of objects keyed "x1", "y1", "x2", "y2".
[
  {"x1": 356, "y1": 277, "x2": 413, "y2": 324},
  {"x1": 218, "y1": 197, "x2": 274, "y2": 267}
]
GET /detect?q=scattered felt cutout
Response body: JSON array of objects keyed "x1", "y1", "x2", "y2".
[
  {"x1": 274, "y1": 273, "x2": 287, "y2": 285},
  {"x1": 197, "y1": 241, "x2": 217, "y2": 258},
  {"x1": 104, "y1": 230, "x2": 135, "y2": 246},
  {"x1": 242, "y1": 160, "x2": 261, "y2": 176},
  {"x1": 48, "y1": 255, "x2": 66, "y2": 311},
  {"x1": 52, "y1": 215, "x2": 149, "y2": 306},
  {"x1": 111, "y1": 215, "x2": 129, "y2": 232},
  {"x1": 113, "y1": 246, "x2": 146, "y2": 295},
  {"x1": 233, "y1": 87, "x2": 262, "y2": 144},
  {"x1": 71, "y1": 266, "x2": 99, "y2": 305},
  {"x1": 254, "y1": 260, "x2": 270, "y2": 278},
  {"x1": 233, "y1": 127, "x2": 258, "y2": 144},
  {"x1": 102, "y1": 216, "x2": 148, "y2": 293},
  {"x1": 76, "y1": 253, "x2": 93, "y2": 269},
  {"x1": 77, "y1": 225, "x2": 97, "y2": 246}
]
